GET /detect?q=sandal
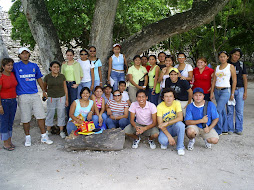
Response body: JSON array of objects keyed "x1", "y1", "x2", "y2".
[
  {"x1": 10, "y1": 143, "x2": 15, "y2": 148},
  {"x1": 3, "y1": 146, "x2": 15, "y2": 151}
]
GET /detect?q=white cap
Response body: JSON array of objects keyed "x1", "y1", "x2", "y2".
[
  {"x1": 113, "y1": 43, "x2": 121, "y2": 48},
  {"x1": 18, "y1": 47, "x2": 31, "y2": 54}
]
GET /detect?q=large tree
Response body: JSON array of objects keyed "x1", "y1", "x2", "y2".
[
  {"x1": 12, "y1": 0, "x2": 229, "y2": 77},
  {"x1": 0, "y1": 31, "x2": 9, "y2": 60}
]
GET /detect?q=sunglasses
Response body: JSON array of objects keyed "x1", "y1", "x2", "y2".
[
  {"x1": 80, "y1": 53, "x2": 88, "y2": 55},
  {"x1": 113, "y1": 94, "x2": 121, "y2": 97},
  {"x1": 178, "y1": 56, "x2": 185, "y2": 58}
]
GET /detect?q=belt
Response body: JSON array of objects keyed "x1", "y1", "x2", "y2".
[
  {"x1": 215, "y1": 87, "x2": 230, "y2": 90},
  {"x1": 112, "y1": 68, "x2": 124, "y2": 72}
]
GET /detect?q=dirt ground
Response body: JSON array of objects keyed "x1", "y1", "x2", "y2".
[{"x1": 0, "y1": 82, "x2": 254, "y2": 190}]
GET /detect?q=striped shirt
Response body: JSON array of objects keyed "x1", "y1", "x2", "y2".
[{"x1": 107, "y1": 100, "x2": 128, "y2": 116}]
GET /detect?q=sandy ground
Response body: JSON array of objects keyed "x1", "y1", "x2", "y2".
[{"x1": 0, "y1": 83, "x2": 254, "y2": 190}]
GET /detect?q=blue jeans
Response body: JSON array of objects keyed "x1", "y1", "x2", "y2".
[
  {"x1": 66, "y1": 121, "x2": 77, "y2": 135},
  {"x1": 0, "y1": 99, "x2": 17, "y2": 141},
  {"x1": 111, "y1": 71, "x2": 125, "y2": 91},
  {"x1": 227, "y1": 87, "x2": 244, "y2": 133},
  {"x1": 94, "y1": 80, "x2": 100, "y2": 90},
  {"x1": 92, "y1": 113, "x2": 108, "y2": 126},
  {"x1": 148, "y1": 88, "x2": 159, "y2": 106},
  {"x1": 78, "y1": 81, "x2": 92, "y2": 98},
  {"x1": 66, "y1": 81, "x2": 78, "y2": 117},
  {"x1": 158, "y1": 121, "x2": 185, "y2": 150},
  {"x1": 106, "y1": 117, "x2": 129, "y2": 130},
  {"x1": 214, "y1": 88, "x2": 230, "y2": 134}
]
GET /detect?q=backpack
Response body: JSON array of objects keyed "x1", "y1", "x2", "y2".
[{"x1": 202, "y1": 101, "x2": 209, "y2": 128}]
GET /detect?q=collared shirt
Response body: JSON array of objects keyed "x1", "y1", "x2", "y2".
[
  {"x1": 129, "y1": 101, "x2": 157, "y2": 125},
  {"x1": 127, "y1": 65, "x2": 147, "y2": 87},
  {"x1": 193, "y1": 66, "x2": 214, "y2": 94}
]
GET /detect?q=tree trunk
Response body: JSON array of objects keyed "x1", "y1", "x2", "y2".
[
  {"x1": 121, "y1": 0, "x2": 229, "y2": 63},
  {"x1": 0, "y1": 31, "x2": 9, "y2": 60},
  {"x1": 89, "y1": 0, "x2": 119, "y2": 83},
  {"x1": 21, "y1": 0, "x2": 64, "y2": 73}
]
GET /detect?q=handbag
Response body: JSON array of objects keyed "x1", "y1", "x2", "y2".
[{"x1": 138, "y1": 73, "x2": 148, "y2": 87}]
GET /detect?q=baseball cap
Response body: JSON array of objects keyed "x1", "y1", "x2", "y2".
[
  {"x1": 169, "y1": 68, "x2": 179, "y2": 74},
  {"x1": 18, "y1": 47, "x2": 31, "y2": 54},
  {"x1": 103, "y1": 84, "x2": 113, "y2": 90},
  {"x1": 193, "y1": 87, "x2": 204, "y2": 94},
  {"x1": 113, "y1": 44, "x2": 121, "y2": 48}
]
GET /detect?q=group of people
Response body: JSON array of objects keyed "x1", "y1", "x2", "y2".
[{"x1": 0, "y1": 45, "x2": 247, "y2": 156}]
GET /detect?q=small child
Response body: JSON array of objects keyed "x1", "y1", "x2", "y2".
[{"x1": 118, "y1": 81, "x2": 131, "y2": 106}]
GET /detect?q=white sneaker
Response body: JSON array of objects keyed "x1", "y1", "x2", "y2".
[
  {"x1": 187, "y1": 138, "x2": 195, "y2": 151},
  {"x1": 204, "y1": 139, "x2": 211, "y2": 149},
  {"x1": 160, "y1": 144, "x2": 167, "y2": 150},
  {"x1": 148, "y1": 139, "x2": 156, "y2": 149},
  {"x1": 177, "y1": 149, "x2": 185, "y2": 156},
  {"x1": 132, "y1": 137, "x2": 141, "y2": 149},
  {"x1": 25, "y1": 135, "x2": 31, "y2": 147},
  {"x1": 41, "y1": 134, "x2": 53, "y2": 145},
  {"x1": 60, "y1": 131, "x2": 66, "y2": 139}
]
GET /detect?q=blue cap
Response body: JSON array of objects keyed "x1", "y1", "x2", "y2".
[{"x1": 193, "y1": 87, "x2": 204, "y2": 94}]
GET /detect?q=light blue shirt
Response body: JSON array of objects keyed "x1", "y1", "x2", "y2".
[
  {"x1": 112, "y1": 54, "x2": 124, "y2": 71},
  {"x1": 91, "y1": 59, "x2": 102, "y2": 81}
]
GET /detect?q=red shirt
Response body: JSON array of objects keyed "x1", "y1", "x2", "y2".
[
  {"x1": 146, "y1": 65, "x2": 151, "y2": 72},
  {"x1": 192, "y1": 66, "x2": 214, "y2": 94},
  {"x1": 0, "y1": 72, "x2": 18, "y2": 99}
]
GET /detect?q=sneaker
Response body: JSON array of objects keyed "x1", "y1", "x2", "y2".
[
  {"x1": 60, "y1": 131, "x2": 66, "y2": 139},
  {"x1": 235, "y1": 131, "x2": 243, "y2": 135},
  {"x1": 177, "y1": 149, "x2": 185, "y2": 156},
  {"x1": 148, "y1": 139, "x2": 156, "y2": 149},
  {"x1": 25, "y1": 135, "x2": 31, "y2": 147},
  {"x1": 132, "y1": 137, "x2": 141, "y2": 149},
  {"x1": 41, "y1": 134, "x2": 53, "y2": 145},
  {"x1": 187, "y1": 138, "x2": 195, "y2": 151},
  {"x1": 160, "y1": 144, "x2": 167, "y2": 150},
  {"x1": 222, "y1": 132, "x2": 228, "y2": 135},
  {"x1": 204, "y1": 139, "x2": 212, "y2": 149},
  {"x1": 228, "y1": 131, "x2": 233, "y2": 135}
]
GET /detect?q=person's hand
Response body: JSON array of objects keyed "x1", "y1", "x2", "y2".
[
  {"x1": 138, "y1": 86, "x2": 144, "y2": 90},
  {"x1": 180, "y1": 76, "x2": 186, "y2": 80},
  {"x1": 201, "y1": 115, "x2": 208, "y2": 124},
  {"x1": 158, "y1": 122, "x2": 168, "y2": 129},
  {"x1": 107, "y1": 80, "x2": 111, "y2": 85},
  {"x1": 136, "y1": 126, "x2": 146, "y2": 135},
  {"x1": 229, "y1": 94, "x2": 234, "y2": 101},
  {"x1": 168, "y1": 136, "x2": 176, "y2": 146},
  {"x1": 110, "y1": 115, "x2": 117, "y2": 120},
  {"x1": 99, "y1": 115, "x2": 103, "y2": 126},
  {"x1": 90, "y1": 85, "x2": 94, "y2": 92},
  {"x1": 65, "y1": 99, "x2": 69, "y2": 107},
  {"x1": 0, "y1": 106, "x2": 4, "y2": 115},
  {"x1": 161, "y1": 67, "x2": 167, "y2": 74},
  {"x1": 87, "y1": 112, "x2": 93, "y2": 121},
  {"x1": 184, "y1": 103, "x2": 188, "y2": 109},
  {"x1": 43, "y1": 91, "x2": 48, "y2": 99},
  {"x1": 243, "y1": 92, "x2": 247, "y2": 100},
  {"x1": 71, "y1": 84, "x2": 79, "y2": 88},
  {"x1": 203, "y1": 124, "x2": 210, "y2": 133},
  {"x1": 100, "y1": 82, "x2": 103, "y2": 87},
  {"x1": 76, "y1": 118, "x2": 83, "y2": 125},
  {"x1": 210, "y1": 93, "x2": 214, "y2": 101},
  {"x1": 151, "y1": 89, "x2": 155, "y2": 95}
]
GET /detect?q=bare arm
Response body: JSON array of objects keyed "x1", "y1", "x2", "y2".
[
  {"x1": 123, "y1": 55, "x2": 128, "y2": 73},
  {"x1": 158, "y1": 67, "x2": 167, "y2": 83},
  {"x1": 98, "y1": 67, "x2": 102, "y2": 87},
  {"x1": 37, "y1": 78, "x2": 47, "y2": 98},
  {"x1": 90, "y1": 68, "x2": 95, "y2": 91},
  {"x1": 63, "y1": 80, "x2": 68, "y2": 107},
  {"x1": 243, "y1": 74, "x2": 248, "y2": 100},
  {"x1": 210, "y1": 73, "x2": 216, "y2": 100},
  {"x1": 128, "y1": 74, "x2": 143, "y2": 89},
  {"x1": 230, "y1": 65, "x2": 237, "y2": 100},
  {"x1": 114, "y1": 106, "x2": 129, "y2": 120},
  {"x1": 153, "y1": 66, "x2": 160, "y2": 90},
  {"x1": 69, "y1": 101, "x2": 82, "y2": 124},
  {"x1": 187, "y1": 88, "x2": 193, "y2": 106},
  {"x1": 108, "y1": 57, "x2": 112, "y2": 82},
  {"x1": 0, "y1": 85, "x2": 3, "y2": 114}
]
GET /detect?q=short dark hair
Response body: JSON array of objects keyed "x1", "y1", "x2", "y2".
[
  {"x1": 80, "y1": 87, "x2": 90, "y2": 97},
  {"x1": 1, "y1": 58, "x2": 14, "y2": 72},
  {"x1": 218, "y1": 51, "x2": 229, "y2": 57},
  {"x1": 133, "y1": 55, "x2": 141, "y2": 61},
  {"x1": 149, "y1": 55, "x2": 157, "y2": 60},
  {"x1": 177, "y1": 52, "x2": 186, "y2": 58},
  {"x1": 94, "y1": 86, "x2": 103, "y2": 92},
  {"x1": 49, "y1": 61, "x2": 61, "y2": 71},
  {"x1": 158, "y1": 52, "x2": 166, "y2": 56},
  {"x1": 165, "y1": 55, "x2": 174, "y2": 62},
  {"x1": 80, "y1": 49, "x2": 88, "y2": 55},
  {"x1": 141, "y1": 55, "x2": 148, "y2": 59},
  {"x1": 119, "y1": 81, "x2": 126, "y2": 86},
  {"x1": 66, "y1": 49, "x2": 74, "y2": 55},
  {"x1": 230, "y1": 48, "x2": 243, "y2": 58},
  {"x1": 161, "y1": 88, "x2": 177, "y2": 101},
  {"x1": 136, "y1": 89, "x2": 147, "y2": 97},
  {"x1": 89, "y1": 46, "x2": 96, "y2": 50},
  {"x1": 113, "y1": 90, "x2": 121, "y2": 95}
]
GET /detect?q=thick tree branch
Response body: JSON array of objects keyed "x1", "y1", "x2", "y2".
[
  {"x1": 21, "y1": 0, "x2": 64, "y2": 73},
  {"x1": 121, "y1": 0, "x2": 229, "y2": 63}
]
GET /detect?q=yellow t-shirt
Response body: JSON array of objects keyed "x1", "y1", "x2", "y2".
[
  {"x1": 127, "y1": 65, "x2": 147, "y2": 87},
  {"x1": 157, "y1": 100, "x2": 182, "y2": 122}
]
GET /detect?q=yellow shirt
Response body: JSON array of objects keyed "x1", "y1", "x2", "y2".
[
  {"x1": 157, "y1": 100, "x2": 182, "y2": 122},
  {"x1": 64, "y1": 65, "x2": 75, "y2": 81},
  {"x1": 127, "y1": 65, "x2": 147, "y2": 87}
]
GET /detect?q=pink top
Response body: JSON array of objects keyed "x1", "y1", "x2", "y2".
[
  {"x1": 129, "y1": 101, "x2": 157, "y2": 125},
  {"x1": 96, "y1": 97, "x2": 103, "y2": 111}
]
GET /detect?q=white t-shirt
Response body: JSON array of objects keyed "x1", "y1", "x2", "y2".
[
  {"x1": 78, "y1": 59, "x2": 95, "y2": 82},
  {"x1": 121, "y1": 91, "x2": 129, "y2": 102},
  {"x1": 174, "y1": 64, "x2": 193, "y2": 78},
  {"x1": 160, "y1": 74, "x2": 169, "y2": 89}
]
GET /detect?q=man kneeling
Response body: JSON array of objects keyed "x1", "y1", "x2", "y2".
[
  {"x1": 185, "y1": 87, "x2": 219, "y2": 150},
  {"x1": 125, "y1": 89, "x2": 159, "y2": 149}
]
